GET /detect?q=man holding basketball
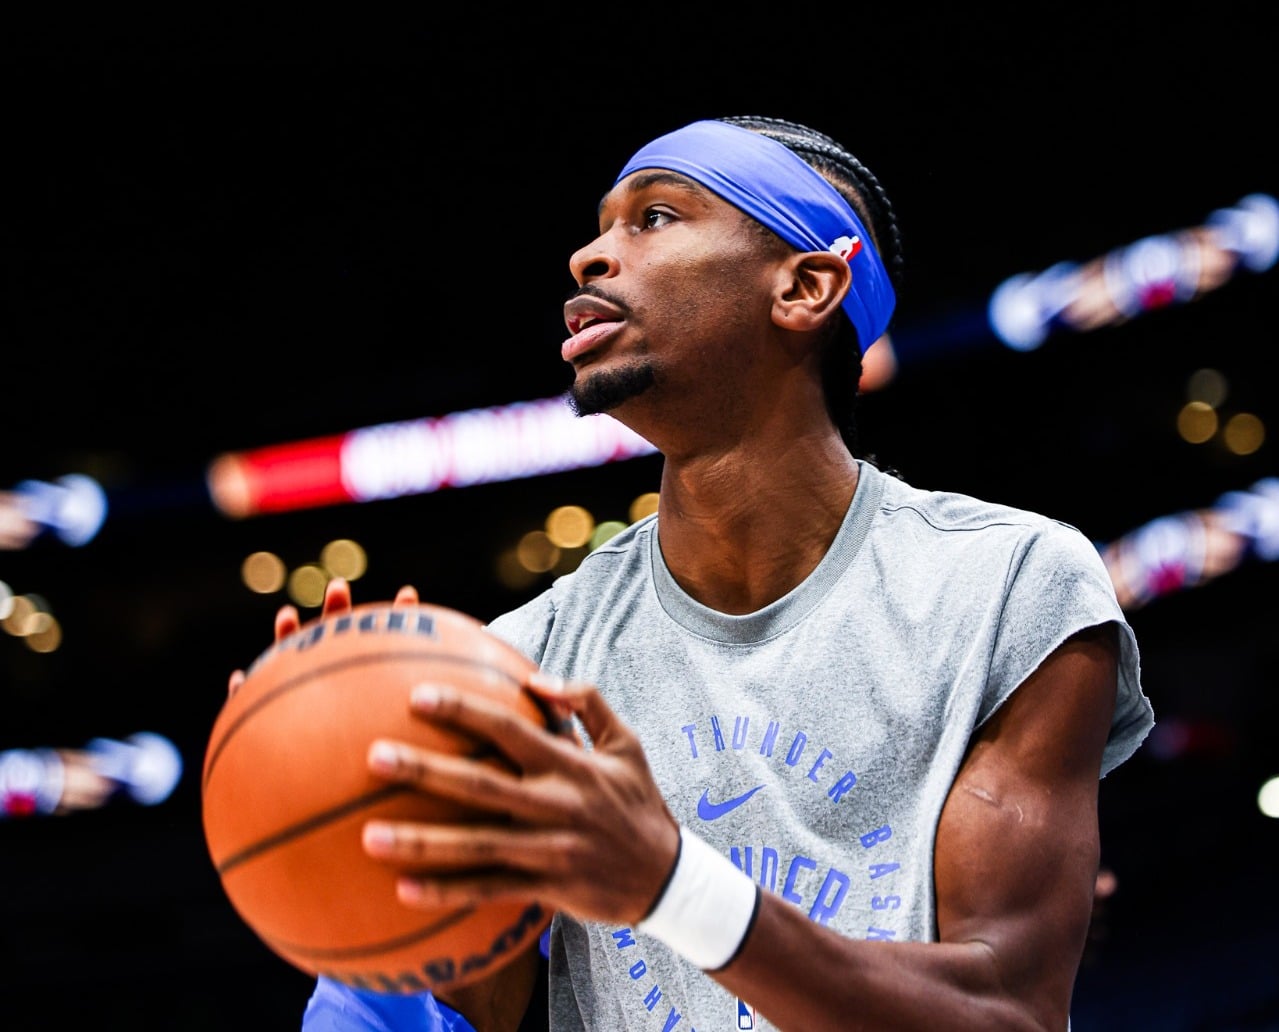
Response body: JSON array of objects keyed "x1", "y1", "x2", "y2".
[{"x1": 239, "y1": 115, "x2": 1153, "y2": 1030}]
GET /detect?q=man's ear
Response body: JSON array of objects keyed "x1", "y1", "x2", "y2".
[{"x1": 771, "y1": 251, "x2": 851, "y2": 332}]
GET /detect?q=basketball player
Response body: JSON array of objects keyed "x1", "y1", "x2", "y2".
[{"x1": 235, "y1": 115, "x2": 1154, "y2": 1030}]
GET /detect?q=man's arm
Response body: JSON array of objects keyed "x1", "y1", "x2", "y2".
[
  {"x1": 361, "y1": 620, "x2": 1119, "y2": 1032},
  {"x1": 712, "y1": 622, "x2": 1119, "y2": 1031}
]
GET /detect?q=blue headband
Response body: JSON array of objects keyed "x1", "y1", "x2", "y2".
[{"x1": 616, "y1": 120, "x2": 895, "y2": 353}]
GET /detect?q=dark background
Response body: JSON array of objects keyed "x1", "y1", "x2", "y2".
[{"x1": 2, "y1": 7, "x2": 1277, "y2": 1029}]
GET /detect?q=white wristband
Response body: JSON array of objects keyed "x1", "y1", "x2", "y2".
[{"x1": 637, "y1": 825, "x2": 761, "y2": 971}]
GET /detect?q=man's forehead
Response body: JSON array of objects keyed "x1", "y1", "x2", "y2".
[{"x1": 596, "y1": 170, "x2": 711, "y2": 217}]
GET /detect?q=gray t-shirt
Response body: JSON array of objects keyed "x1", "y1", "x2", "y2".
[{"x1": 487, "y1": 459, "x2": 1153, "y2": 1031}]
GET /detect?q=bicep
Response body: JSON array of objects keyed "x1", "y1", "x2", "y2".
[{"x1": 935, "y1": 622, "x2": 1119, "y2": 1022}]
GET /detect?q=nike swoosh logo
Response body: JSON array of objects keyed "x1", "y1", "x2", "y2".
[{"x1": 696, "y1": 784, "x2": 765, "y2": 821}]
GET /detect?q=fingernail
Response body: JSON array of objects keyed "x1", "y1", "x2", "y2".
[
  {"x1": 397, "y1": 877, "x2": 424, "y2": 903},
  {"x1": 364, "y1": 823, "x2": 395, "y2": 850},
  {"x1": 369, "y1": 741, "x2": 399, "y2": 771},
  {"x1": 411, "y1": 684, "x2": 440, "y2": 708},
  {"x1": 528, "y1": 671, "x2": 566, "y2": 692}
]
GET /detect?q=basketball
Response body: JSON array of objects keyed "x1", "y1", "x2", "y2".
[{"x1": 201, "y1": 600, "x2": 553, "y2": 994}]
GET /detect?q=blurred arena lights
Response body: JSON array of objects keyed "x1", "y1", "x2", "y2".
[
  {"x1": 0, "y1": 473, "x2": 107, "y2": 551},
  {"x1": 241, "y1": 551, "x2": 288, "y2": 594},
  {"x1": 630, "y1": 493, "x2": 660, "y2": 522},
  {"x1": 207, "y1": 396, "x2": 657, "y2": 518},
  {"x1": 1, "y1": 591, "x2": 63, "y2": 654},
  {"x1": 988, "y1": 193, "x2": 1279, "y2": 352},
  {"x1": 0, "y1": 731, "x2": 183, "y2": 819},
  {"x1": 287, "y1": 564, "x2": 331, "y2": 607},
  {"x1": 1174, "y1": 367, "x2": 1267, "y2": 455},
  {"x1": 238, "y1": 538, "x2": 370, "y2": 607},
  {"x1": 1177, "y1": 402, "x2": 1219, "y2": 444},
  {"x1": 321, "y1": 538, "x2": 368, "y2": 581},
  {"x1": 1222, "y1": 413, "x2": 1266, "y2": 456},
  {"x1": 545, "y1": 505, "x2": 595, "y2": 549},
  {"x1": 493, "y1": 491, "x2": 657, "y2": 592},
  {"x1": 1259, "y1": 777, "x2": 1279, "y2": 820},
  {"x1": 1099, "y1": 477, "x2": 1279, "y2": 610}
]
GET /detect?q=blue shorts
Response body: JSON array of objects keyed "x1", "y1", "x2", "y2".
[
  {"x1": 301, "y1": 928, "x2": 551, "y2": 1030},
  {"x1": 301, "y1": 977, "x2": 476, "y2": 1032}
]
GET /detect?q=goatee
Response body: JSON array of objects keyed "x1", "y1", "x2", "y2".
[{"x1": 566, "y1": 362, "x2": 656, "y2": 417}]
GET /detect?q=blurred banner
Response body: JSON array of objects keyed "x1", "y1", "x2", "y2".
[
  {"x1": 988, "y1": 193, "x2": 1279, "y2": 352},
  {"x1": 0, "y1": 732, "x2": 182, "y2": 818},
  {"x1": 205, "y1": 397, "x2": 658, "y2": 518},
  {"x1": 0, "y1": 474, "x2": 107, "y2": 550},
  {"x1": 1100, "y1": 477, "x2": 1279, "y2": 610}
]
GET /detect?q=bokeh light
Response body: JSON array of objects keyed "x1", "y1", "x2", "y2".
[
  {"x1": 1222, "y1": 412, "x2": 1265, "y2": 455},
  {"x1": 1186, "y1": 367, "x2": 1228, "y2": 408},
  {"x1": 546, "y1": 506, "x2": 594, "y2": 549},
  {"x1": 517, "y1": 530, "x2": 560, "y2": 573},
  {"x1": 288, "y1": 564, "x2": 329, "y2": 608},
  {"x1": 591, "y1": 520, "x2": 629, "y2": 550},
  {"x1": 1258, "y1": 776, "x2": 1279, "y2": 819},
  {"x1": 321, "y1": 538, "x2": 368, "y2": 580},
  {"x1": 3, "y1": 595, "x2": 40, "y2": 636},
  {"x1": 1176, "y1": 401, "x2": 1218, "y2": 444},
  {"x1": 25, "y1": 614, "x2": 62, "y2": 653},
  {"x1": 241, "y1": 551, "x2": 287, "y2": 594},
  {"x1": 629, "y1": 492, "x2": 659, "y2": 522}
]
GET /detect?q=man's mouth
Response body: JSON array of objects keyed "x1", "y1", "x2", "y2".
[
  {"x1": 562, "y1": 318, "x2": 622, "y2": 363},
  {"x1": 563, "y1": 295, "x2": 627, "y2": 362}
]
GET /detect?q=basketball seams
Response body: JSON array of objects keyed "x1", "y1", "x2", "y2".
[
  {"x1": 301, "y1": 901, "x2": 549, "y2": 993},
  {"x1": 265, "y1": 902, "x2": 480, "y2": 962},
  {"x1": 202, "y1": 649, "x2": 527, "y2": 791},
  {"x1": 214, "y1": 741, "x2": 508, "y2": 873},
  {"x1": 216, "y1": 782, "x2": 414, "y2": 874}
]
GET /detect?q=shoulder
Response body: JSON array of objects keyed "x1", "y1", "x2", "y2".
[
  {"x1": 871, "y1": 468, "x2": 1097, "y2": 564},
  {"x1": 485, "y1": 515, "x2": 657, "y2": 662},
  {"x1": 875, "y1": 469, "x2": 1067, "y2": 535}
]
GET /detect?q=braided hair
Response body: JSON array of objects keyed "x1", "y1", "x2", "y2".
[{"x1": 716, "y1": 116, "x2": 904, "y2": 460}]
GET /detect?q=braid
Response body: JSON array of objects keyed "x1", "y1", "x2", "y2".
[{"x1": 716, "y1": 116, "x2": 904, "y2": 462}]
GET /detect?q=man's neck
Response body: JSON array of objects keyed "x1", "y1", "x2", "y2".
[{"x1": 655, "y1": 442, "x2": 860, "y2": 615}]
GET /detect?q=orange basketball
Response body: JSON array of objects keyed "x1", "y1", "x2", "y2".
[{"x1": 201, "y1": 600, "x2": 552, "y2": 994}]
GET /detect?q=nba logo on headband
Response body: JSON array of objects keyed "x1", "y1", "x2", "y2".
[{"x1": 830, "y1": 235, "x2": 864, "y2": 262}]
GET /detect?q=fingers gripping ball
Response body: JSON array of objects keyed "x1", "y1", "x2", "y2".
[{"x1": 202, "y1": 601, "x2": 551, "y2": 994}]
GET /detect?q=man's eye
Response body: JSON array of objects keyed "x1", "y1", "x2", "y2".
[{"x1": 643, "y1": 208, "x2": 675, "y2": 230}]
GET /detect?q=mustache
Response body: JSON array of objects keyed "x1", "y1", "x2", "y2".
[{"x1": 564, "y1": 283, "x2": 629, "y2": 314}]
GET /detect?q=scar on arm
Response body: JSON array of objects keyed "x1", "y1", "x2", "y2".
[{"x1": 962, "y1": 783, "x2": 1025, "y2": 823}]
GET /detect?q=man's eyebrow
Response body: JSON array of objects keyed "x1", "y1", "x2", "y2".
[{"x1": 597, "y1": 171, "x2": 707, "y2": 216}]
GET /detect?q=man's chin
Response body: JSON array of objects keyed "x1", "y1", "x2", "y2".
[{"x1": 567, "y1": 363, "x2": 656, "y2": 417}]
